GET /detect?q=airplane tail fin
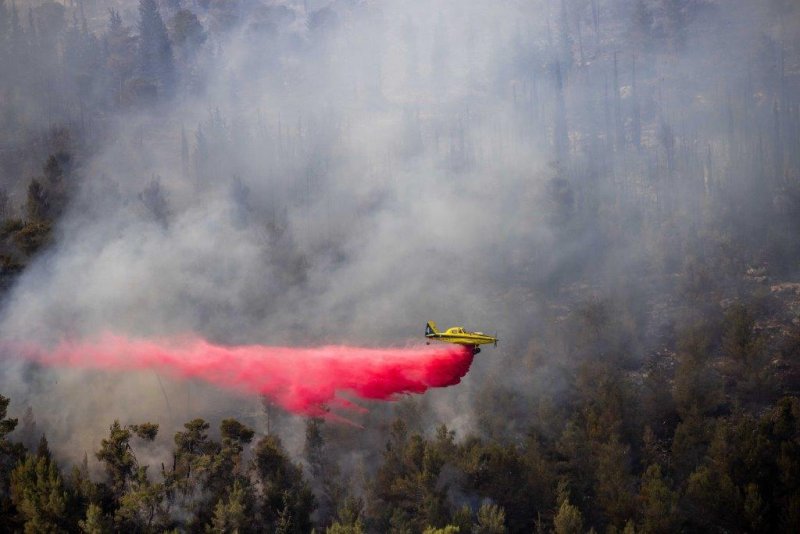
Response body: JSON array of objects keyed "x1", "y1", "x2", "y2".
[{"x1": 425, "y1": 321, "x2": 439, "y2": 336}]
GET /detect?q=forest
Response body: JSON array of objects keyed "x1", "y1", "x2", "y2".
[{"x1": 1, "y1": 0, "x2": 800, "y2": 532}]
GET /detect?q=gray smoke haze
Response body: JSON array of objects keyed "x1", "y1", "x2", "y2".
[{"x1": 0, "y1": 0, "x2": 796, "y2": 465}]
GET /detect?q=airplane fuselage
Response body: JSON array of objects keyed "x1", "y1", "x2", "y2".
[{"x1": 425, "y1": 322, "x2": 497, "y2": 353}]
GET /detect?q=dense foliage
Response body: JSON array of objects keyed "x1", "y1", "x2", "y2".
[{"x1": 1, "y1": 376, "x2": 800, "y2": 532}]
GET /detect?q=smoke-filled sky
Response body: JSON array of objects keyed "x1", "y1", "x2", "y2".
[
  {"x1": 3, "y1": 0, "x2": 544, "y2": 342},
  {"x1": 0, "y1": 0, "x2": 548, "y2": 458},
  {"x1": 0, "y1": 0, "x2": 795, "y2": 461}
]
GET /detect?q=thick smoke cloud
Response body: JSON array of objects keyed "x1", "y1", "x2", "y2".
[
  {"x1": 1, "y1": 0, "x2": 793, "y2": 462},
  {"x1": 0, "y1": 0, "x2": 552, "y2": 458}
]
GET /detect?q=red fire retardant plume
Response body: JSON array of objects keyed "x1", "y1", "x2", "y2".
[{"x1": 19, "y1": 334, "x2": 475, "y2": 417}]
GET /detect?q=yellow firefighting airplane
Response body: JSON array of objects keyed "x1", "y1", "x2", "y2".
[{"x1": 425, "y1": 321, "x2": 498, "y2": 354}]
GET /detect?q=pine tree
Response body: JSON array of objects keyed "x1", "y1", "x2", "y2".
[
  {"x1": 326, "y1": 497, "x2": 365, "y2": 534},
  {"x1": 26, "y1": 179, "x2": 48, "y2": 221},
  {"x1": 0, "y1": 394, "x2": 22, "y2": 528},
  {"x1": 170, "y1": 9, "x2": 204, "y2": 62},
  {"x1": 304, "y1": 418, "x2": 343, "y2": 527},
  {"x1": 553, "y1": 497, "x2": 583, "y2": 534},
  {"x1": 95, "y1": 420, "x2": 156, "y2": 501},
  {"x1": 115, "y1": 466, "x2": 168, "y2": 531},
  {"x1": 204, "y1": 418, "x2": 254, "y2": 516},
  {"x1": 209, "y1": 479, "x2": 250, "y2": 533},
  {"x1": 638, "y1": 464, "x2": 677, "y2": 533},
  {"x1": 10, "y1": 454, "x2": 68, "y2": 533},
  {"x1": 594, "y1": 434, "x2": 634, "y2": 526},
  {"x1": 137, "y1": 0, "x2": 175, "y2": 94},
  {"x1": 167, "y1": 417, "x2": 214, "y2": 525},
  {"x1": 473, "y1": 503, "x2": 506, "y2": 534},
  {"x1": 106, "y1": 9, "x2": 136, "y2": 105},
  {"x1": 79, "y1": 503, "x2": 110, "y2": 533},
  {"x1": 138, "y1": 175, "x2": 169, "y2": 226},
  {"x1": 253, "y1": 434, "x2": 315, "y2": 533},
  {"x1": 35, "y1": 434, "x2": 50, "y2": 460},
  {"x1": 70, "y1": 452, "x2": 99, "y2": 524},
  {"x1": 0, "y1": 392, "x2": 19, "y2": 454},
  {"x1": 95, "y1": 421, "x2": 134, "y2": 498},
  {"x1": 370, "y1": 419, "x2": 452, "y2": 531},
  {"x1": 95, "y1": 423, "x2": 161, "y2": 530}
]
